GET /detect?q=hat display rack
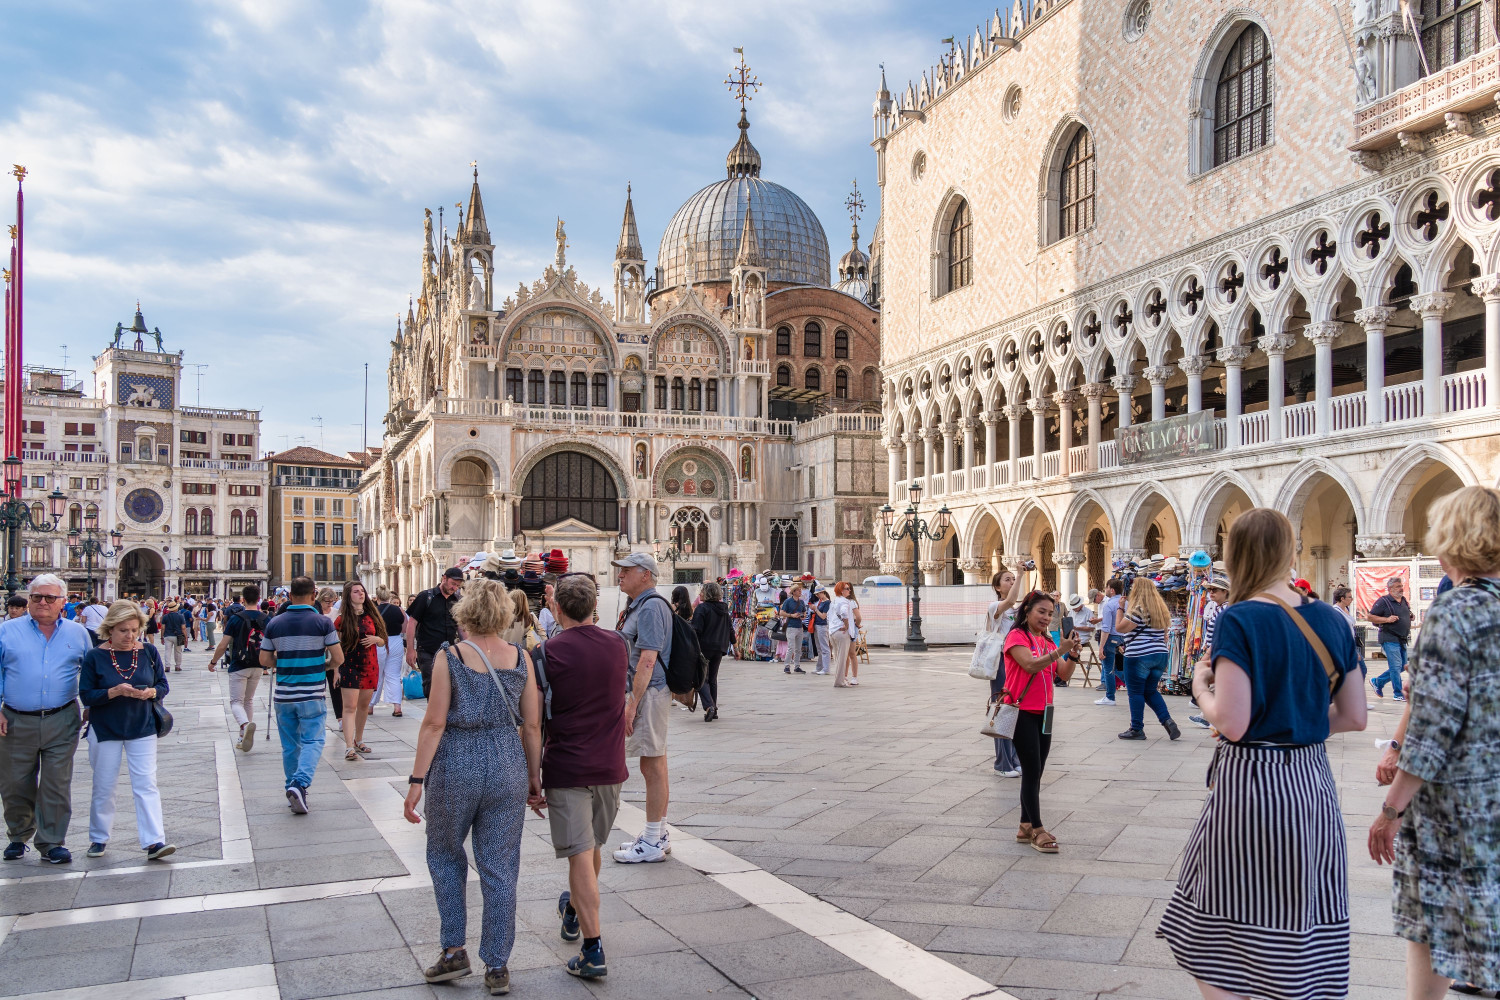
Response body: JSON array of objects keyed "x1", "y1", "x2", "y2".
[{"x1": 1112, "y1": 550, "x2": 1219, "y2": 697}]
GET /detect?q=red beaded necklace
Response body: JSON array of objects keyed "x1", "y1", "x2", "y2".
[{"x1": 110, "y1": 644, "x2": 141, "y2": 682}]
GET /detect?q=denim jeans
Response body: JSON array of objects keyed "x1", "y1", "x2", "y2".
[
  {"x1": 1100, "y1": 635, "x2": 1127, "y2": 697},
  {"x1": 275, "y1": 699, "x2": 327, "y2": 790},
  {"x1": 1373, "y1": 641, "x2": 1408, "y2": 697},
  {"x1": 1125, "y1": 652, "x2": 1172, "y2": 732}
]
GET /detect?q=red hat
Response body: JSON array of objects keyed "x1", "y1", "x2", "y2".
[
  {"x1": 1293, "y1": 578, "x2": 1312, "y2": 590},
  {"x1": 549, "y1": 548, "x2": 565, "y2": 560},
  {"x1": 801, "y1": 572, "x2": 814, "y2": 580}
]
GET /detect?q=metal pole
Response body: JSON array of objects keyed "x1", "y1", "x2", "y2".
[{"x1": 905, "y1": 521, "x2": 927, "y2": 652}]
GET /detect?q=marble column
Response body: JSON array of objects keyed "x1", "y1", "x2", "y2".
[
  {"x1": 1055, "y1": 390, "x2": 1077, "y2": 475},
  {"x1": 1029, "y1": 396, "x2": 1049, "y2": 476},
  {"x1": 1216, "y1": 345, "x2": 1252, "y2": 447},
  {"x1": 1473, "y1": 274, "x2": 1500, "y2": 409},
  {"x1": 961, "y1": 417, "x2": 976, "y2": 477},
  {"x1": 922, "y1": 429, "x2": 939, "y2": 485},
  {"x1": 1054, "y1": 551, "x2": 1084, "y2": 601},
  {"x1": 940, "y1": 421, "x2": 957, "y2": 480},
  {"x1": 1179, "y1": 356, "x2": 1209, "y2": 413},
  {"x1": 1353, "y1": 307, "x2": 1394, "y2": 427},
  {"x1": 1111, "y1": 374, "x2": 1138, "y2": 428},
  {"x1": 886, "y1": 439, "x2": 903, "y2": 504},
  {"x1": 982, "y1": 412, "x2": 998, "y2": 471},
  {"x1": 1081, "y1": 382, "x2": 1106, "y2": 471},
  {"x1": 904, "y1": 431, "x2": 917, "y2": 483},
  {"x1": 1411, "y1": 291, "x2": 1452, "y2": 417},
  {"x1": 1004, "y1": 403, "x2": 1025, "y2": 485},
  {"x1": 1306, "y1": 321, "x2": 1341, "y2": 436},
  {"x1": 1143, "y1": 366, "x2": 1173, "y2": 423},
  {"x1": 957, "y1": 557, "x2": 986, "y2": 585},
  {"x1": 1258, "y1": 332, "x2": 1296, "y2": 439},
  {"x1": 919, "y1": 559, "x2": 941, "y2": 587}
]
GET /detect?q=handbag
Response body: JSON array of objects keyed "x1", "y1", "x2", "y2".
[
  {"x1": 402, "y1": 667, "x2": 425, "y2": 700},
  {"x1": 981, "y1": 635, "x2": 1043, "y2": 739},
  {"x1": 148, "y1": 646, "x2": 173, "y2": 738},
  {"x1": 969, "y1": 631, "x2": 1006, "y2": 680}
]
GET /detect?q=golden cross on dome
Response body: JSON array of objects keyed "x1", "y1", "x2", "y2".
[
  {"x1": 845, "y1": 180, "x2": 865, "y2": 227},
  {"x1": 725, "y1": 49, "x2": 761, "y2": 113}
]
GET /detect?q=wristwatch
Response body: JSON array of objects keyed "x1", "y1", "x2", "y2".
[
  {"x1": 407, "y1": 776, "x2": 424, "y2": 785},
  {"x1": 1389, "y1": 739, "x2": 1401, "y2": 752},
  {"x1": 1380, "y1": 804, "x2": 1404, "y2": 821}
]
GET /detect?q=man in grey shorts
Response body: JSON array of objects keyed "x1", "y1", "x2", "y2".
[
  {"x1": 536, "y1": 574, "x2": 628, "y2": 979},
  {"x1": 611, "y1": 552, "x2": 673, "y2": 864}
]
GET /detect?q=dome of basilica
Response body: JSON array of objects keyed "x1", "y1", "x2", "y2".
[{"x1": 656, "y1": 115, "x2": 830, "y2": 291}]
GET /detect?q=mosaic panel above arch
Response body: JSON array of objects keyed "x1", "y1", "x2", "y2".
[
  {"x1": 654, "y1": 446, "x2": 731, "y2": 500},
  {"x1": 504, "y1": 308, "x2": 611, "y2": 366},
  {"x1": 653, "y1": 322, "x2": 724, "y2": 371}
]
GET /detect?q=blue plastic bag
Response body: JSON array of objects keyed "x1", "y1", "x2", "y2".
[{"x1": 403, "y1": 669, "x2": 425, "y2": 700}]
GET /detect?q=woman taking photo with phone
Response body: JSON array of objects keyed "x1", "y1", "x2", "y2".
[
  {"x1": 1114, "y1": 577, "x2": 1181, "y2": 741},
  {"x1": 1000, "y1": 590, "x2": 1079, "y2": 854},
  {"x1": 1158, "y1": 508, "x2": 1365, "y2": 1000}
]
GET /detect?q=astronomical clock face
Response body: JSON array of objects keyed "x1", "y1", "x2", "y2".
[{"x1": 122, "y1": 487, "x2": 167, "y2": 527}]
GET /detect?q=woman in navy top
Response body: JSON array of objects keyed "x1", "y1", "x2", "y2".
[
  {"x1": 1157, "y1": 509, "x2": 1366, "y2": 1000},
  {"x1": 78, "y1": 600, "x2": 175, "y2": 861},
  {"x1": 1113, "y1": 577, "x2": 1180, "y2": 742}
]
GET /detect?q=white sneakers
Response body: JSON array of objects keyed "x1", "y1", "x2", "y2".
[
  {"x1": 1094, "y1": 696, "x2": 1116, "y2": 706},
  {"x1": 237, "y1": 722, "x2": 256, "y2": 753},
  {"x1": 612, "y1": 833, "x2": 669, "y2": 864}
]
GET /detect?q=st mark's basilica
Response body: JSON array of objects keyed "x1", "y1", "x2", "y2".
[{"x1": 358, "y1": 67, "x2": 886, "y2": 591}]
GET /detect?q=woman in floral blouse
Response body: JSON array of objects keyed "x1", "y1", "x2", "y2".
[{"x1": 1368, "y1": 484, "x2": 1500, "y2": 996}]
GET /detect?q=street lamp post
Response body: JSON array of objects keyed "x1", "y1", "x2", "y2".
[
  {"x1": 67, "y1": 505, "x2": 123, "y2": 603},
  {"x1": 654, "y1": 537, "x2": 684, "y2": 585},
  {"x1": 880, "y1": 482, "x2": 951, "y2": 652},
  {"x1": 1, "y1": 455, "x2": 67, "y2": 598}
]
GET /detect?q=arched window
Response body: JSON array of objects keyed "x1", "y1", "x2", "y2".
[
  {"x1": 804, "y1": 322, "x2": 822, "y2": 357},
  {"x1": 805, "y1": 367, "x2": 821, "y2": 392},
  {"x1": 200, "y1": 508, "x2": 213, "y2": 535},
  {"x1": 570, "y1": 371, "x2": 588, "y2": 407},
  {"x1": 671, "y1": 377, "x2": 685, "y2": 410},
  {"x1": 835, "y1": 368, "x2": 849, "y2": 399},
  {"x1": 776, "y1": 327, "x2": 791, "y2": 356},
  {"x1": 1059, "y1": 128, "x2": 1095, "y2": 239},
  {"x1": 834, "y1": 330, "x2": 849, "y2": 358},
  {"x1": 519, "y1": 451, "x2": 620, "y2": 531},
  {"x1": 947, "y1": 200, "x2": 973, "y2": 290},
  {"x1": 1422, "y1": 0, "x2": 1482, "y2": 73},
  {"x1": 591, "y1": 371, "x2": 608, "y2": 407},
  {"x1": 653, "y1": 375, "x2": 667, "y2": 409},
  {"x1": 68, "y1": 504, "x2": 82, "y2": 532},
  {"x1": 863, "y1": 368, "x2": 878, "y2": 399},
  {"x1": 549, "y1": 370, "x2": 567, "y2": 406},
  {"x1": 527, "y1": 370, "x2": 544, "y2": 405},
  {"x1": 230, "y1": 509, "x2": 243, "y2": 535},
  {"x1": 671, "y1": 508, "x2": 710, "y2": 555},
  {"x1": 505, "y1": 368, "x2": 522, "y2": 402},
  {"x1": 706, "y1": 379, "x2": 719, "y2": 412},
  {"x1": 776, "y1": 364, "x2": 791, "y2": 387},
  {"x1": 688, "y1": 378, "x2": 702, "y2": 411},
  {"x1": 1214, "y1": 23, "x2": 1273, "y2": 167},
  {"x1": 246, "y1": 509, "x2": 258, "y2": 535},
  {"x1": 185, "y1": 508, "x2": 197, "y2": 534}
]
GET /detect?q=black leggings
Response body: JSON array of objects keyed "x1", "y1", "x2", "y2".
[
  {"x1": 700, "y1": 653, "x2": 723, "y2": 710},
  {"x1": 1012, "y1": 710, "x2": 1052, "y2": 827}
]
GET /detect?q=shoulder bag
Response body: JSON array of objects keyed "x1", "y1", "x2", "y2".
[
  {"x1": 969, "y1": 603, "x2": 1007, "y2": 680},
  {"x1": 147, "y1": 645, "x2": 174, "y2": 738},
  {"x1": 1261, "y1": 595, "x2": 1338, "y2": 693},
  {"x1": 980, "y1": 633, "x2": 1042, "y2": 739}
]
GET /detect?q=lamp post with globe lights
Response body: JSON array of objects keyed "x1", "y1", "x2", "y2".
[
  {"x1": 2, "y1": 455, "x2": 68, "y2": 598},
  {"x1": 67, "y1": 505, "x2": 123, "y2": 603},
  {"x1": 879, "y1": 482, "x2": 951, "y2": 652}
]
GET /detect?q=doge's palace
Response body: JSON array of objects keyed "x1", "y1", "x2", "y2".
[{"x1": 871, "y1": 0, "x2": 1500, "y2": 598}]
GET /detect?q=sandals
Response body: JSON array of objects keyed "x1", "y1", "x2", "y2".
[
  {"x1": 1016, "y1": 823, "x2": 1033, "y2": 842},
  {"x1": 344, "y1": 748, "x2": 359, "y2": 761},
  {"x1": 355, "y1": 742, "x2": 373, "y2": 754},
  {"x1": 1030, "y1": 828, "x2": 1060, "y2": 854},
  {"x1": 392, "y1": 709, "x2": 403, "y2": 718}
]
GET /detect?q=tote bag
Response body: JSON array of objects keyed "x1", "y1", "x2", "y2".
[{"x1": 969, "y1": 603, "x2": 1012, "y2": 680}]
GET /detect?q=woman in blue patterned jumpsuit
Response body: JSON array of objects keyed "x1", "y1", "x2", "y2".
[{"x1": 405, "y1": 579, "x2": 543, "y2": 995}]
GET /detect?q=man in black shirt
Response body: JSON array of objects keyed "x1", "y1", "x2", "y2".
[
  {"x1": 404, "y1": 568, "x2": 463, "y2": 698},
  {"x1": 1368, "y1": 577, "x2": 1412, "y2": 701}
]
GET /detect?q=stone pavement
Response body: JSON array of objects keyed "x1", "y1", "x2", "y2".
[{"x1": 0, "y1": 643, "x2": 1410, "y2": 1000}]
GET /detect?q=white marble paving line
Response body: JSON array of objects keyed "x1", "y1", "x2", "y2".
[
  {"x1": 1, "y1": 963, "x2": 279, "y2": 1000},
  {"x1": 0, "y1": 914, "x2": 16, "y2": 953},
  {"x1": 343, "y1": 775, "x2": 433, "y2": 882},
  {"x1": 615, "y1": 801, "x2": 1015, "y2": 1000},
  {"x1": 215, "y1": 738, "x2": 254, "y2": 863}
]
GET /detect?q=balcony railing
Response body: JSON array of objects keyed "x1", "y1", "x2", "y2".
[
  {"x1": 1240, "y1": 411, "x2": 1269, "y2": 447},
  {"x1": 430, "y1": 396, "x2": 797, "y2": 436},
  {"x1": 1385, "y1": 382, "x2": 1423, "y2": 422},
  {"x1": 1352, "y1": 46, "x2": 1500, "y2": 151},
  {"x1": 1444, "y1": 370, "x2": 1486, "y2": 411},
  {"x1": 970, "y1": 465, "x2": 987, "y2": 490},
  {"x1": 792, "y1": 412, "x2": 883, "y2": 441},
  {"x1": 1283, "y1": 400, "x2": 1317, "y2": 439},
  {"x1": 1038, "y1": 451, "x2": 1060, "y2": 479},
  {"x1": 181, "y1": 459, "x2": 267, "y2": 471},
  {"x1": 1331, "y1": 393, "x2": 1366, "y2": 432},
  {"x1": 21, "y1": 451, "x2": 107, "y2": 463},
  {"x1": 1067, "y1": 444, "x2": 1089, "y2": 474},
  {"x1": 1016, "y1": 456, "x2": 1035, "y2": 482}
]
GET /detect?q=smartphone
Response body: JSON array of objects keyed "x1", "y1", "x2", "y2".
[{"x1": 1041, "y1": 704, "x2": 1054, "y2": 734}]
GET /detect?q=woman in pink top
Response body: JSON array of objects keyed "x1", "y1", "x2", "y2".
[{"x1": 1000, "y1": 591, "x2": 1080, "y2": 854}]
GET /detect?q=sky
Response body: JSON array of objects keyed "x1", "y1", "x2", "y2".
[{"x1": 0, "y1": 0, "x2": 992, "y2": 456}]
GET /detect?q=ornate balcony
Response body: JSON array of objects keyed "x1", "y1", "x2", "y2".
[{"x1": 1352, "y1": 47, "x2": 1500, "y2": 152}]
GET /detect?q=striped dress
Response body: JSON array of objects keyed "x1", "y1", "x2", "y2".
[{"x1": 1157, "y1": 599, "x2": 1355, "y2": 999}]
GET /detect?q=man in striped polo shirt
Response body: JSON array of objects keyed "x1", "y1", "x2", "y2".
[{"x1": 259, "y1": 576, "x2": 344, "y2": 814}]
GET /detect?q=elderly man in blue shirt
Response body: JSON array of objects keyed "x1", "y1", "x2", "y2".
[{"x1": 0, "y1": 573, "x2": 95, "y2": 864}]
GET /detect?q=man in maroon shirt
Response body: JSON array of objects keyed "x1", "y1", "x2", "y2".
[{"x1": 537, "y1": 574, "x2": 627, "y2": 980}]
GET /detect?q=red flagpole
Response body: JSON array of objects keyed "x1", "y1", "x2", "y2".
[{"x1": 6, "y1": 167, "x2": 22, "y2": 475}]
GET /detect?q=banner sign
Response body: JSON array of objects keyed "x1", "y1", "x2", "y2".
[{"x1": 1116, "y1": 409, "x2": 1218, "y2": 465}]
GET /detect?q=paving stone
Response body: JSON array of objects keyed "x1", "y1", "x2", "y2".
[
  {"x1": 1039, "y1": 892, "x2": 1153, "y2": 936},
  {"x1": 268, "y1": 894, "x2": 406, "y2": 962},
  {"x1": 696, "y1": 931, "x2": 863, "y2": 985},
  {"x1": 867, "y1": 899, "x2": 1047, "y2": 931},
  {"x1": 615, "y1": 881, "x2": 750, "y2": 917},
  {"x1": 137, "y1": 905, "x2": 267, "y2": 942},
  {"x1": 72, "y1": 868, "x2": 172, "y2": 907},
  {"x1": 275, "y1": 946, "x2": 427, "y2": 1000},
  {"x1": 169, "y1": 862, "x2": 261, "y2": 897},
  {"x1": 750, "y1": 968, "x2": 921, "y2": 999},
  {"x1": 0, "y1": 918, "x2": 139, "y2": 961},
  {"x1": 0, "y1": 946, "x2": 135, "y2": 995},
  {"x1": 129, "y1": 930, "x2": 274, "y2": 979},
  {"x1": 0, "y1": 877, "x2": 81, "y2": 915},
  {"x1": 574, "y1": 947, "x2": 749, "y2": 998},
  {"x1": 975, "y1": 870, "x2": 1083, "y2": 910},
  {"x1": 1001, "y1": 956, "x2": 1200, "y2": 998},
  {"x1": 928, "y1": 925, "x2": 1131, "y2": 963}
]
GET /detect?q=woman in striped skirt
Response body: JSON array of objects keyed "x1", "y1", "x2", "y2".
[{"x1": 1158, "y1": 509, "x2": 1366, "y2": 1000}]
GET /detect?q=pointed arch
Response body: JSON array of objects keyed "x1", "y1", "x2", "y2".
[
  {"x1": 1059, "y1": 487, "x2": 1117, "y2": 554},
  {"x1": 1007, "y1": 496, "x2": 1057, "y2": 557},
  {"x1": 1186, "y1": 470, "x2": 1263, "y2": 549},
  {"x1": 1367, "y1": 442, "x2": 1478, "y2": 535},
  {"x1": 964, "y1": 504, "x2": 1006, "y2": 564},
  {"x1": 1119, "y1": 481, "x2": 1186, "y2": 552},
  {"x1": 434, "y1": 443, "x2": 507, "y2": 492},
  {"x1": 1272, "y1": 457, "x2": 1366, "y2": 533}
]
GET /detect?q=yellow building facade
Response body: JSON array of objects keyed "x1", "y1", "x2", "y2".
[{"x1": 267, "y1": 447, "x2": 366, "y2": 589}]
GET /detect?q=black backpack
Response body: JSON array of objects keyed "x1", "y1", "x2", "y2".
[
  {"x1": 627, "y1": 592, "x2": 706, "y2": 695},
  {"x1": 228, "y1": 609, "x2": 268, "y2": 670}
]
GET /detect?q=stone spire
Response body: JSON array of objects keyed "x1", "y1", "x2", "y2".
[
  {"x1": 463, "y1": 164, "x2": 489, "y2": 245},
  {"x1": 735, "y1": 194, "x2": 762, "y2": 267},
  {"x1": 725, "y1": 110, "x2": 762, "y2": 179},
  {"x1": 616, "y1": 183, "x2": 643, "y2": 261}
]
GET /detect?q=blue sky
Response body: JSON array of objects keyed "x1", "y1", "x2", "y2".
[{"x1": 0, "y1": 1, "x2": 985, "y2": 454}]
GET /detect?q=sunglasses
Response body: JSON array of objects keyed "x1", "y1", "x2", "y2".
[{"x1": 28, "y1": 594, "x2": 63, "y2": 604}]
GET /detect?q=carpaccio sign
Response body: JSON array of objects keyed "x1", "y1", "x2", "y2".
[{"x1": 1117, "y1": 409, "x2": 1217, "y2": 465}]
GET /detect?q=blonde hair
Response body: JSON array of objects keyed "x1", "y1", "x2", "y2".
[
  {"x1": 100, "y1": 600, "x2": 149, "y2": 638},
  {"x1": 508, "y1": 589, "x2": 536, "y2": 630},
  {"x1": 1125, "y1": 577, "x2": 1170, "y2": 629},
  {"x1": 1225, "y1": 508, "x2": 1297, "y2": 604},
  {"x1": 453, "y1": 578, "x2": 516, "y2": 638},
  {"x1": 1426, "y1": 485, "x2": 1500, "y2": 577},
  {"x1": 314, "y1": 588, "x2": 338, "y2": 612}
]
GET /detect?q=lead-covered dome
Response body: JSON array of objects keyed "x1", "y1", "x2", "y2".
[{"x1": 657, "y1": 114, "x2": 830, "y2": 291}]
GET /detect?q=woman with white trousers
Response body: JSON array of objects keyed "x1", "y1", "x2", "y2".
[
  {"x1": 374, "y1": 587, "x2": 407, "y2": 717},
  {"x1": 77, "y1": 600, "x2": 175, "y2": 861}
]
